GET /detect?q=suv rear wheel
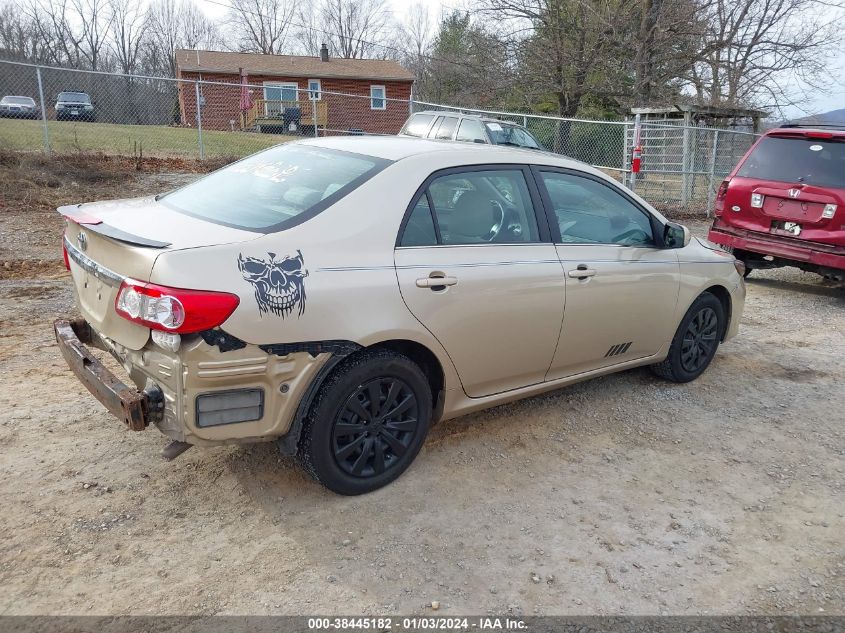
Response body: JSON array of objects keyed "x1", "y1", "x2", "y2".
[
  {"x1": 651, "y1": 292, "x2": 725, "y2": 383},
  {"x1": 298, "y1": 349, "x2": 432, "y2": 495}
]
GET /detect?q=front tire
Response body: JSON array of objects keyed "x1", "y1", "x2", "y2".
[
  {"x1": 650, "y1": 292, "x2": 725, "y2": 383},
  {"x1": 298, "y1": 349, "x2": 432, "y2": 495}
]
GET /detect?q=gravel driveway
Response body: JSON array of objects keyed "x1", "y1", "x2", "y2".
[{"x1": 0, "y1": 157, "x2": 842, "y2": 615}]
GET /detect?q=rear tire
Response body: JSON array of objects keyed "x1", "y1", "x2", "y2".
[
  {"x1": 298, "y1": 349, "x2": 432, "y2": 495},
  {"x1": 651, "y1": 292, "x2": 725, "y2": 383}
]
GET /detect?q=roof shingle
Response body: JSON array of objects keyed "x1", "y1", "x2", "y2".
[{"x1": 174, "y1": 49, "x2": 414, "y2": 82}]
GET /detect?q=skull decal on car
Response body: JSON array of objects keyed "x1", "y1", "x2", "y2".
[{"x1": 237, "y1": 250, "x2": 308, "y2": 318}]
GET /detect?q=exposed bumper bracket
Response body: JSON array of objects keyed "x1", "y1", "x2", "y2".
[{"x1": 54, "y1": 318, "x2": 152, "y2": 431}]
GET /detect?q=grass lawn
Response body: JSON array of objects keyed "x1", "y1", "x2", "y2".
[{"x1": 0, "y1": 118, "x2": 296, "y2": 159}]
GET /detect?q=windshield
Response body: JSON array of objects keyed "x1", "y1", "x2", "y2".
[
  {"x1": 737, "y1": 135, "x2": 845, "y2": 189},
  {"x1": 484, "y1": 122, "x2": 541, "y2": 149},
  {"x1": 2, "y1": 96, "x2": 35, "y2": 105},
  {"x1": 57, "y1": 92, "x2": 91, "y2": 103},
  {"x1": 162, "y1": 144, "x2": 389, "y2": 232}
]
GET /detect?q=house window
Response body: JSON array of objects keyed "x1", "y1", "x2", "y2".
[
  {"x1": 308, "y1": 79, "x2": 321, "y2": 101},
  {"x1": 370, "y1": 85, "x2": 386, "y2": 110}
]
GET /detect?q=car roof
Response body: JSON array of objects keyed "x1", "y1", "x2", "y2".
[
  {"x1": 413, "y1": 109, "x2": 525, "y2": 126},
  {"x1": 298, "y1": 135, "x2": 594, "y2": 171}
]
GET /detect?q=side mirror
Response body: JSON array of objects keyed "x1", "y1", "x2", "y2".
[{"x1": 663, "y1": 222, "x2": 691, "y2": 249}]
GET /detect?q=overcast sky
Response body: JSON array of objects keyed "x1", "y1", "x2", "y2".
[{"x1": 195, "y1": 0, "x2": 843, "y2": 118}]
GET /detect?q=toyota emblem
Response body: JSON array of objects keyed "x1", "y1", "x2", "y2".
[
  {"x1": 788, "y1": 188, "x2": 801, "y2": 199},
  {"x1": 77, "y1": 231, "x2": 88, "y2": 252}
]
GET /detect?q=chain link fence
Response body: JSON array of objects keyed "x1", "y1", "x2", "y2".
[{"x1": 1, "y1": 58, "x2": 757, "y2": 213}]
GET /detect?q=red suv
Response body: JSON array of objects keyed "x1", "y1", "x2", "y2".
[{"x1": 707, "y1": 125, "x2": 845, "y2": 280}]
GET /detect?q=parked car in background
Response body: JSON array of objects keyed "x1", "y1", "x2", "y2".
[
  {"x1": 400, "y1": 110, "x2": 543, "y2": 150},
  {"x1": 55, "y1": 91, "x2": 95, "y2": 121},
  {"x1": 0, "y1": 95, "x2": 39, "y2": 119},
  {"x1": 55, "y1": 136, "x2": 745, "y2": 495},
  {"x1": 708, "y1": 124, "x2": 845, "y2": 280}
]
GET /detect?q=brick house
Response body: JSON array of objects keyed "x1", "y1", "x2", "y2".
[{"x1": 174, "y1": 47, "x2": 415, "y2": 135}]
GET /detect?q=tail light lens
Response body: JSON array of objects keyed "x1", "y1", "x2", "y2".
[
  {"x1": 115, "y1": 279, "x2": 239, "y2": 333},
  {"x1": 714, "y1": 180, "x2": 730, "y2": 216},
  {"x1": 62, "y1": 240, "x2": 70, "y2": 271}
]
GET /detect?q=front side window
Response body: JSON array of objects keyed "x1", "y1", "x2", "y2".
[
  {"x1": 737, "y1": 135, "x2": 845, "y2": 189},
  {"x1": 456, "y1": 118, "x2": 487, "y2": 143},
  {"x1": 420, "y1": 169, "x2": 540, "y2": 245},
  {"x1": 540, "y1": 171, "x2": 654, "y2": 246},
  {"x1": 308, "y1": 79, "x2": 321, "y2": 100},
  {"x1": 163, "y1": 144, "x2": 388, "y2": 232},
  {"x1": 370, "y1": 85, "x2": 386, "y2": 110}
]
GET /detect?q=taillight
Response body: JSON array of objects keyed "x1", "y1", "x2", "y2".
[
  {"x1": 115, "y1": 279, "x2": 239, "y2": 333},
  {"x1": 62, "y1": 240, "x2": 70, "y2": 271},
  {"x1": 714, "y1": 180, "x2": 730, "y2": 216}
]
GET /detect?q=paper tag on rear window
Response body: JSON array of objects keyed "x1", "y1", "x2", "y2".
[
  {"x1": 809, "y1": 144, "x2": 823, "y2": 151},
  {"x1": 487, "y1": 123, "x2": 503, "y2": 131}
]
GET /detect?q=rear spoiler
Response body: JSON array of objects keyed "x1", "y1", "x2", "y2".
[{"x1": 58, "y1": 204, "x2": 172, "y2": 249}]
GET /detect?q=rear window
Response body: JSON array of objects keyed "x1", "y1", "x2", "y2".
[
  {"x1": 737, "y1": 135, "x2": 845, "y2": 189},
  {"x1": 162, "y1": 144, "x2": 390, "y2": 232},
  {"x1": 402, "y1": 114, "x2": 435, "y2": 137}
]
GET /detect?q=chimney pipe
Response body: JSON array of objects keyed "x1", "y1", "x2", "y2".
[{"x1": 320, "y1": 43, "x2": 329, "y2": 62}]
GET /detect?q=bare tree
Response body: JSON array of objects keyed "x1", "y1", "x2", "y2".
[
  {"x1": 226, "y1": 0, "x2": 294, "y2": 54},
  {"x1": 298, "y1": 0, "x2": 396, "y2": 59},
  {"x1": 0, "y1": 1, "x2": 58, "y2": 62},
  {"x1": 687, "y1": 0, "x2": 845, "y2": 112},
  {"x1": 144, "y1": 0, "x2": 217, "y2": 76},
  {"x1": 108, "y1": 0, "x2": 144, "y2": 74}
]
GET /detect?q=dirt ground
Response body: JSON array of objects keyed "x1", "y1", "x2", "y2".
[{"x1": 0, "y1": 154, "x2": 843, "y2": 616}]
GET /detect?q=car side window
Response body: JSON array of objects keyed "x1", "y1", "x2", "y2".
[
  {"x1": 426, "y1": 116, "x2": 444, "y2": 138},
  {"x1": 400, "y1": 196, "x2": 438, "y2": 246},
  {"x1": 402, "y1": 114, "x2": 435, "y2": 137},
  {"x1": 426, "y1": 170, "x2": 540, "y2": 245},
  {"x1": 455, "y1": 118, "x2": 486, "y2": 143},
  {"x1": 434, "y1": 116, "x2": 459, "y2": 140},
  {"x1": 540, "y1": 171, "x2": 654, "y2": 246}
]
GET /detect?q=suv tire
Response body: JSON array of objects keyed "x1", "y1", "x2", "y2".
[
  {"x1": 651, "y1": 291, "x2": 725, "y2": 383},
  {"x1": 298, "y1": 349, "x2": 432, "y2": 495}
]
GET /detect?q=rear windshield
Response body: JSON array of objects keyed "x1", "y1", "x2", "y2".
[
  {"x1": 484, "y1": 122, "x2": 541, "y2": 149},
  {"x1": 57, "y1": 92, "x2": 91, "y2": 102},
  {"x1": 737, "y1": 135, "x2": 845, "y2": 189},
  {"x1": 402, "y1": 114, "x2": 435, "y2": 137},
  {"x1": 162, "y1": 144, "x2": 389, "y2": 232},
  {"x1": 2, "y1": 96, "x2": 35, "y2": 105}
]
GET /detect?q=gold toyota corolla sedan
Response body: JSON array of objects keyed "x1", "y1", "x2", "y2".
[{"x1": 55, "y1": 136, "x2": 745, "y2": 494}]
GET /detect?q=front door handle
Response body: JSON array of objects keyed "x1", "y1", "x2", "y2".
[
  {"x1": 416, "y1": 275, "x2": 458, "y2": 289},
  {"x1": 567, "y1": 266, "x2": 597, "y2": 279}
]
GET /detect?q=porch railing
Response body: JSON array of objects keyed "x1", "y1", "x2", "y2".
[{"x1": 241, "y1": 99, "x2": 328, "y2": 131}]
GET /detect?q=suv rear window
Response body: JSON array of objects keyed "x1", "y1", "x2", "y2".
[
  {"x1": 737, "y1": 135, "x2": 845, "y2": 189},
  {"x1": 402, "y1": 114, "x2": 435, "y2": 137},
  {"x1": 162, "y1": 144, "x2": 389, "y2": 232}
]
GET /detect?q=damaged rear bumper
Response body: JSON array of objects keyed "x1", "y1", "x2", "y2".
[{"x1": 53, "y1": 319, "x2": 162, "y2": 431}]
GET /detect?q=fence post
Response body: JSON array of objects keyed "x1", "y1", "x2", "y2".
[
  {"x1": 35, "y1": 67, "x2": 50, "y2": 156},
  {"x1": 628, "y1": 114, "x2": 641, "y2": 190},
  {"x1": 312, "y1": 97, "x2": 319, "y2": 138},
  {"x1": 194, "y1": 81, "x2": 204, "y2": 160},
  {"x1": 706, "y1": 129, "x2": 720, "y2": 217}
]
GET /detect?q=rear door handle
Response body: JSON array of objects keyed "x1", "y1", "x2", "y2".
[
  {"x1": 567, "y1": 266, "x2": 597, "y2": 279},
  {"x1": 416, "y1": 276, "x2": 458, "y2": 288}
]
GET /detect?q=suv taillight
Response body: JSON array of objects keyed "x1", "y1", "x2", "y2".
[
  {"x1": 115, "y1": 279, "x2": 239, "y2": 333},
  {"x1": 714, "y1": 180, "x2": 730, "y2": 215}
]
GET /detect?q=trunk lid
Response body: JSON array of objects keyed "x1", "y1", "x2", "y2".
[{"x1": 63, "y1": 197, "x2": 260, "y2": 349}]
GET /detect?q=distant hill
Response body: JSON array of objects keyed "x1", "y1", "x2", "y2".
[{"x1": 786, "y1": 107, "x2": 845, "y2": 126}]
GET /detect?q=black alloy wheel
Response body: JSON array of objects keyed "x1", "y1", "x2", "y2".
[{"x1": 679, "y1": 306, "x2": 719, "y2": 373}]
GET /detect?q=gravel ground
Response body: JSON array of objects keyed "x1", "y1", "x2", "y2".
[{"x1": 0, "y1": 157, "x2": 843, "y2": 616}]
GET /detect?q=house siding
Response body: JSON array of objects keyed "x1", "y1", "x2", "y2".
[{"x1": 176, "y1": 71, "x2": 412, "y2": 134}]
